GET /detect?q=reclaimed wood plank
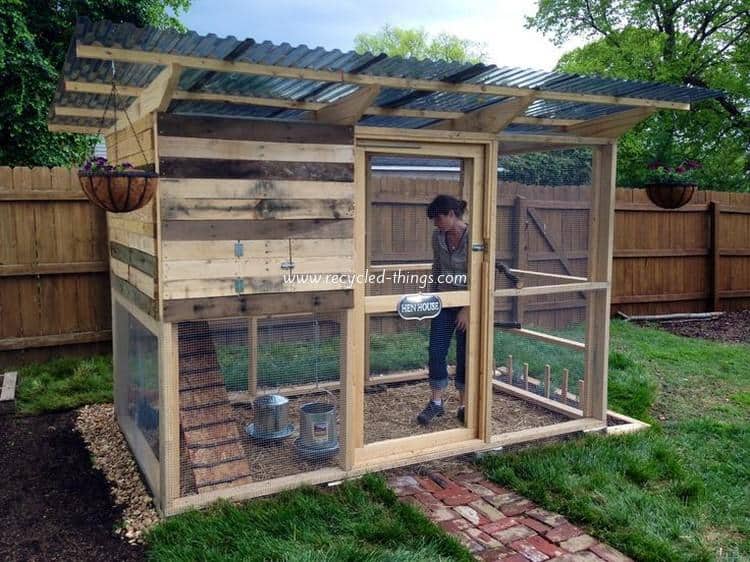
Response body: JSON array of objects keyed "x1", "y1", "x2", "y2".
[
  {"x1": 162, "y1": 218, "x2": 353, "y2": 241},
  {"x1": 157, "y1": 114, "x2": 354, "y2": 144},
  {"x1": 159, "y1": 137, "x2": 354, "y2": 163},
  {"x1": 159, "y1": 158, "x2": 354, "y2": 182}
]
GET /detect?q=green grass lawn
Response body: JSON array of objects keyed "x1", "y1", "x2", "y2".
[
  {"x1": 480, "y1": 320, "x2": 750, "y2": 562},
  {"x1": 146, "y1": 475, "x2": 473, "y2": 562},
  {"x1": 15, "y1": 355, "x2": 113, "y2": 415}
]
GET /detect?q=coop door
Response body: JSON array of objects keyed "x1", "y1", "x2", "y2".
[{"x1": 359, "y1": 143, "x2": 486, "y2": 456}]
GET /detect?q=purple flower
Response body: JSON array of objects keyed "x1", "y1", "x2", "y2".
[
  {"x1": 675, "y1": 165, "x2": 686, "y2": 173},
  {"x1": 684, "y1": 160, "x2": 702, "y2": 170}
]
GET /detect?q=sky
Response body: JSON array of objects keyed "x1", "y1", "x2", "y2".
[{"x1": 179, "y1": 0, "x2": 590, "y2": 71}]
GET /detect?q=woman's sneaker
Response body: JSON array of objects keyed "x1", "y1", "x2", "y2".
[{"x1": 417, "y1": 400, "x2": 444, "y2": 425}]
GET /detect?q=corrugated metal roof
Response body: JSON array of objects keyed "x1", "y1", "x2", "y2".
[{"x1": 50, "y1": 17, "x2": 724, "y2": 131}]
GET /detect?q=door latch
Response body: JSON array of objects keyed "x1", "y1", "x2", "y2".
[{"x1": 471, "y1": 243, "x2": 486, "y2": 252}]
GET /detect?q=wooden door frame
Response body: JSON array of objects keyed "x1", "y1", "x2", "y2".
[{"x1": 345, "y1": 134, "x2": 496, "y2": 470}]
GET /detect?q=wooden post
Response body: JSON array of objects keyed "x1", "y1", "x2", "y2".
[
  {"x1": 561, "y1": 368, "x2": 569, "y2": 404},
  {"x1": 709, "y1": 201, "x2": 721, "y2": 312},
  {"x1": 523, "y1": 362, "x2": 529, "y2": 391},
  {"x1": 343, "y1": 147, "x2": 367, "y2": 470},
  {"x1": 583, "y1": 142, "x2": 617, "y2": 421},
  {"x1": 512, "y1": 196, "x2": 527, "y2": 326},
  {"x1": 247, "y1": 317, "x2": 258, "y2": 398},
  {"x1": 507, "y1": 354, "x2": 513, "y2": 384},
  {"x1": 544, "y1": 364, "x2": 551, "y2": 399},
  {"x1": 158, "y1": 322, "x2": 180, "y2": 515},
  {"x1": 479, "y1": 140, "x2": 498, "y2": 442}
]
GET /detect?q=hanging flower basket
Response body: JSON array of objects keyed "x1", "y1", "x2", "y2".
[
  {"x1": 76, "y1": 65, "x2": 158, "y2": 213},
  {"x1": 645, "y1": 181, "x2": 696, "y2": 209},
  {"x1": 78, "y1": 168, "x2": 158, "y2": 213}
]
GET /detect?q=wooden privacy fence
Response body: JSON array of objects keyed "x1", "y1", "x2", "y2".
[
  {"x1": 0, "y1": 167, "x2": 110, "y2": 368},
  {"x1": 1, "y1": 166, "x2": 749, "y2": 367}
]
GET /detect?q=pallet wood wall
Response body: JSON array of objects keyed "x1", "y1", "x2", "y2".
[
  {"x1": 105, "y1": 114, "x2": 160, "y2": 320},
  {"x1": 104, "y1": 113, "x2": 156, "y2": 169},
  {"x1": 0, "y1": 167, "x2": 110, "y2": 368},
  {"x1": 157, "y1": 114, "x2": 355, "y2": 301}
]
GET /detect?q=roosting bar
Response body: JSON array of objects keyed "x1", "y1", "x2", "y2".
[{"x1": 47, "y1": 18, "x2": 721, "y2": 515}]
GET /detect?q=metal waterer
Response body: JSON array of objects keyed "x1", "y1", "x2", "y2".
[
  {"x1": 294, "y1": 318, "x2": 339, "y2": 460},
  {"x1": 246, "y1": 394, "x2": 294, "y2": 441}
]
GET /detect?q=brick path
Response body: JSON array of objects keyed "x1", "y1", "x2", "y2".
[{"x1": 388, "y1": 471, "x2": 633, "y2": 562}]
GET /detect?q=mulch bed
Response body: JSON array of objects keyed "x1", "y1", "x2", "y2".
[
  {"x1": 0, "y1": 411, "x2": 144, "y2": 562},
  {"x1": 638, "y1": 310, "x2": 750, "y2": 343}
]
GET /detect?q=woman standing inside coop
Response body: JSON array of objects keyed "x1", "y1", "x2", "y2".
[{"x1": 417, "y1": 195, "x2": 469, "y2": 426}]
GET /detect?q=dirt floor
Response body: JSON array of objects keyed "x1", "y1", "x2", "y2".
[
  {"x1": 179, "y1": 381, "x2": 568, "y2": 495},
  {"x1": 0, "y1": 411, "x2": 144, "y2": 562},
  {"x1": 638, "y1": 310, "x2": 750, "y2": 343}
]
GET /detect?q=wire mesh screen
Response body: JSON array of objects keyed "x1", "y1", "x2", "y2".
[
  {"x1": 489, "y1": 148, "x2": 594, "y2": 435},
  {"x1": 176, "y1": 312, "x2": 344, "y2": 497},
  {"x1": 497, "y1": 148, "x2": 592, "y2": 299},
  {"x1": 365, "y1": 311, "x2": 469, "y2": 444},
  {"x1": 113, "y1": 302, "x2": 160, "y2": 478},
  {"x1": 367, "y1": 155, "x2": 464, "y2": 297}
]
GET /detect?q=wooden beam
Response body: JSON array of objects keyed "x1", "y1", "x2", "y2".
[
  {"x1": 54, "y1": 94, "x2": 582, "y2": 128},
  {"x1": 315, "y1": 86, "x2": 381, "y2": 125},
  {"x1": 64, "y1": 80, "x2": 142, "y2": 97},
  {"x1": 564, "y1": 107, "x2": 656, "y2": 137},
  {"x1": 109, "y1": 63, "x2": 181, "y2": 133},
  {"x1": 583, "y1": 142, "x2": 617, "y2": 421},
  {"x1": 47, "y1": 123, "x2": 100, "y2": 135},
  {"x1": 431, "y1": 95, "x2": 535, "y2": 133},
  {"x1": 0, "y1": 330, "x2": 111, "y2": 351},
  {"x1": 75, "y1": 42, "x2": 692, "y2": 110},
  {"x1": 157, "y1": 63, "x2": 183, "y2": 112}
]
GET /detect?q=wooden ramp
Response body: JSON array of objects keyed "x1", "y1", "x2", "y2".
[{"x1": 177, "y1": 322, "x2": 253, "y2": 493}]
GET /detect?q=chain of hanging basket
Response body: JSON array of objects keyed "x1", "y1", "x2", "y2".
[{"x1": 78, "y1": 61, "x2": 159, "y2": 213}]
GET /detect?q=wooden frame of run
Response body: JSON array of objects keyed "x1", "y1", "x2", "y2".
[{"x1": 99, "y1": 117, "x2": 623, "y2": 517}]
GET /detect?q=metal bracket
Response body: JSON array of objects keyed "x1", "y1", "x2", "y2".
[
  {"x1": 234, "y1": 278, "x2": 245, "y2": 293},
  {"x1": 472, "y1": 243, "x2": 486, "y2": 252},
  {"x1": 234, "y1": 241, "x2": 244, "y2": 257},
  {"x1": 281, "y1": 261, "x2": 295, "y2": 270}
]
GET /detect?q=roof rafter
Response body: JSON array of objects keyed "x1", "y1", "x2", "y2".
[
  {"x1": 314, "y1": 85, "x2": 381, "y2": 125},
  {"x1": 429, "y1": 95, "x2": 536, "y2": 133},
  {"x1": 563, "y1": 106, "x2": 657, "y2": 137}
]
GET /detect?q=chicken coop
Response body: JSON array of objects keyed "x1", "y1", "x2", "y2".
[{"x1": 47, "y1": 19, "x2": 721, "y2": 516}]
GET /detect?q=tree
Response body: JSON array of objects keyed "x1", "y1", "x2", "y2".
[
  {"x1": 526, "y1": 0, "x2": 750, "y2": 191},
  {"x1": 0, "y1": 0, "x2": 190, "y2": 167},
  {"x1": 354, "y1": 25, "x2": 486, "y2": 63}
]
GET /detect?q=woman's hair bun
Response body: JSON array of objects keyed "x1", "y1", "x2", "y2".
[{"x1": 427, "y1": 194, "x2": 467, "y2": 219}]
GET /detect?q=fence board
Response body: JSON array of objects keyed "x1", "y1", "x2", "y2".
[{"x1": 0, "y1": 167, "x2": 110, "y2": 368}]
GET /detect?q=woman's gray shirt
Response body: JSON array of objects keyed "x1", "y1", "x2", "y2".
[{"x1": 430, "y1": 225, "x2": 469, "y2": 292}]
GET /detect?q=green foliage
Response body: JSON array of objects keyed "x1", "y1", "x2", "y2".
[
  {"x1": 480, "y1": 321, "x2": 750, "y2": 560},
  {"x1": 526, "y1": 2, "x2": 750, "y2": 191},
  {"x1": 16, "y1": 355, "x2": 113, "y2": 414},
  {"x1": 499, "y1": 148, "x2": 592, "y2": 185},
  {"x1": 354, "y1": 25, "x2": 486, "y2": 63},
  {"x1": 146, "y1": 474, "x2": 474, "y2": 561},
  {"x1": 0, "y1": 0, "x2": 190, "y2": 167}
]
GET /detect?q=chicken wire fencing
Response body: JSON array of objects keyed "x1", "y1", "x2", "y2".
[
  {"x1": 113, "y1": 302, "x2": 160, "y2": 489},
  {"x1": 367, "y1": 154, "x2": 465, "y2": 297},
  {"x1": 365, "y1": 310, "x2": 472, "y2": 444},
  {"x1": 490, "y1": 147, "x2": 594, "y2": 435},
  {"x1": 175, "y1": 312, "x2": 345, "y2": 497}
]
